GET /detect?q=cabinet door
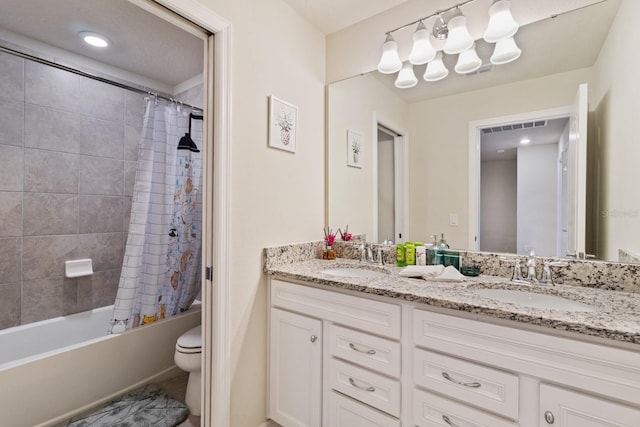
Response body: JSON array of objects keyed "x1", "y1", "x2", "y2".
[
  {"x1": 269, "y1": 308, "x2": 322, "y2": 427},
  {"x1": 540, "y1": 384, "x2": 640, "y2": 427}
]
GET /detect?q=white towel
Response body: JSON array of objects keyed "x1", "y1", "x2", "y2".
[
  {"x1": 432, "y1": 265, "x2": 467, "y2": 282},
  {"x1": 399, "y1": 265, "x2": 444, "y2": 278}
]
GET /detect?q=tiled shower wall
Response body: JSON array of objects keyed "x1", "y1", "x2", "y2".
[{"x1": 0, "y1": 51, "x2": 145, "y2": 328}]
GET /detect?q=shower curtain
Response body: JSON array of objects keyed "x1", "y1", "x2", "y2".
[{"x1": 109, "y1": 98, "x2": 203, "y2": 333}]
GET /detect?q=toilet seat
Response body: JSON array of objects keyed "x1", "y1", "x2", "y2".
[{"x1": 176, "y1": 325, "x2": 202, "y2": 354}]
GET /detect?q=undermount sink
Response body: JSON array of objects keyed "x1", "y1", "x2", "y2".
[
  {"x1": 473, "y1": 289, "x2": 597, "y2": 312},
  {"x1": 319, "y1": 267, "x2": 388, "y2": 279}
]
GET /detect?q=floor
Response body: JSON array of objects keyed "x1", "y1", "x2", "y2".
[{"x1": 158, "y1": 371, "x2": 201, "y2": 427}]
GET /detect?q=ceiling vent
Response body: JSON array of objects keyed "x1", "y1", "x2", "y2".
[{"x1": 481, "y1": 120, "x2": 547, "y2": 134}]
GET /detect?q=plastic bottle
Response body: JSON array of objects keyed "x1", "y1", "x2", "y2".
[
  {"x1": 416, "y1": 245, "x2": 427, "y2": 265},
  {"x1": 396, "y1": 244, "x2": 405, "y2": 267},
  {"x1": 405, "y1": 243, "x2": 416, "y2": 266}
]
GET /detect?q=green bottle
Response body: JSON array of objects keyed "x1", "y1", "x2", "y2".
[
  {"x1": 396, "y1": 244, "x2": 405, "y2": 267},
  {"x1": 428, "y1": 235, "x2": 439, "y2": 265}
]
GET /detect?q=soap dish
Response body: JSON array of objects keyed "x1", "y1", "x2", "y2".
[{"x1": 460, "y1": 265, "x2": 480, "y2": 277}]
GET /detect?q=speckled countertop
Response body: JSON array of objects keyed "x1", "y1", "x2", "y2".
[{"x1": 266, "y1": 258, "x2": 640, "y2": 345}]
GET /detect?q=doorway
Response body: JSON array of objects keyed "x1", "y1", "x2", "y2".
[{"x1": 375, "y1": 122, "x2": 405, "y2": 244}]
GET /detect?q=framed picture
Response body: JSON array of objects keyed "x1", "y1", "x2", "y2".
[
  {"x1": 268, "y1": 95, "x2": 297, "y2": 152},
  {"x1": 347, "y1": 129, "x2": 363, "y2": 168}
]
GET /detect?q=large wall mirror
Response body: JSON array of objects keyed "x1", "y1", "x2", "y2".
[{"x1": 327, "y1": 0, "x2": 640, "y2": 264}]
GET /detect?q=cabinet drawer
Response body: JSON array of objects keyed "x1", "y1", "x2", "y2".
[
  {"x1": 329, "y1": 358, "x2": 401, "y2": 418},
  {"x1": 271, "y1": 279, "x2": 401, "y2": 339},
  {"x1": 413, "y1": 388, "x2": 519, "y2": 427},
  {"x1": 327, "y1": 392, "x2": 400, "y2": 427},
  {"x1": 413, "y1": 348, "x2": 519, "y2": 420},
  {"x1": 328, "y1": 324, "x2": 401, "y2": 378}
]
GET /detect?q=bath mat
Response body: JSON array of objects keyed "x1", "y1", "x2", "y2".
[{"x1": 57, "y1": 384, "x2": 189, "y2": 427}]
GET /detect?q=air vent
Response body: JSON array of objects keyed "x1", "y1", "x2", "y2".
[{"x1": 481, "y1": 120, "x2": 548, "y2": 134}]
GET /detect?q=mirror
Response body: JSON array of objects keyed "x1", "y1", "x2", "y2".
[{"x1": 327, "y1": 0, "x2": 640, "y2": 264}]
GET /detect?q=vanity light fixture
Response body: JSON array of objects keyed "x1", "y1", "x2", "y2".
[
  {"x1": 79, "y1": 31, "x2": 110, "y2": 48},
  {"x1": 378, "y1": 0, "x2": 520, "y2": 89}
]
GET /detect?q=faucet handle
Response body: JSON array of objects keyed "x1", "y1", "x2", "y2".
[{"x1": 539, "y1": 261, "x2": 568, "y2": 285}]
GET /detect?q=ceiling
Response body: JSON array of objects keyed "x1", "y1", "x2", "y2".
[
  {"x1": 282, "y1": 0, "x2": 412, "y2": 34},
  {"x1": 481, "y1": 117, "x2": 569, "y2": 161},
  {"x1": 0, "y1": 0, "x2": 204, "y2": 89}
]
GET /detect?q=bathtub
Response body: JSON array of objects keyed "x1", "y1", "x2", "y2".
[{"x1": 0, "y1": 303, "x2": 201, "y2": 427}]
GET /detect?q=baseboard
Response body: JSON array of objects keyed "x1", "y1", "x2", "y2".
[
  {"x1": 259, "y1": 420, "x2": 281, "y2": 427},
  {"x1": 35, "y1": 365, "x2": 182, "y2": 427}
]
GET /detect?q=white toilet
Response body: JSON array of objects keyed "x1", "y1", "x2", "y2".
[{"x1": 174, "y1": 325, "x2": 202, "y2": 416}]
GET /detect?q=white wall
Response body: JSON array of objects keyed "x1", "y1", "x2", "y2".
[
  {"x1": 198, "y1": 1, "x2": 325, "y2": 425},
  {"x1": 591, "y1": 0, "x2": 640, "y2": 261},
  {"x1": 517, "y1": 144, "x2": 558, "y2": 256},
  {"x1": 480, "y1": 159, "x2": 517, "y2": 253},
  {"x1": 407, "y1": 67, "x2": 592, "y2": 249},
  {"x1": 327, "y1": 73, "x2": 408, "y2": 240}
]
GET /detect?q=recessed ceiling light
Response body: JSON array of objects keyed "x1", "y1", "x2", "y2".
[
  {"x1": 79, "y1": 31, "x2": 109, "y2": 48},
  {"x1": 520, "y1": 138, "x2": 531, "y2": 145},
  {"x1": 497, "y1": 149, "x2": 505, "y2": 153}
]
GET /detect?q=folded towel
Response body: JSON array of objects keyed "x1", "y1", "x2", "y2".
[
  {"x1": 432, "y1": 265, "x2": 467, "y2": 282},
  {"x1": 400, "y1": 265, "x2": 444, "y2": 278}
]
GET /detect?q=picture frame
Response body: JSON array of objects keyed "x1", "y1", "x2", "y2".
[
  {"x1": 268, "y1": 95, "x2": 298, "y2": 153},
  {"x1": 347, "y1": 129, "x2": 363, "y2": 168}
]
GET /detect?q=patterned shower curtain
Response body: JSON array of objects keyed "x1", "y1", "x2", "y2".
[{"x1": 109, "y1": 98, "x2": 202, "y2": 333}]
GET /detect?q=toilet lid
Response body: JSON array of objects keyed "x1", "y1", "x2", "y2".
[{"x1": 177, "y1": 325, "x2": 202, "y2": 350}]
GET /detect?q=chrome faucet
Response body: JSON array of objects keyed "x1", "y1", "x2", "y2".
[
  {"x1": 526, "y1": 249, "x2": 538, "y2": 284},
  {"x1": 359, "y1": 243, "x2": 388, "y2": 265},
  {"x1": 539, "y1": 261, "x2": 569, "y2": 286}
]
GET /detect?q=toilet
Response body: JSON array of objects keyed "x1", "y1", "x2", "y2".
[{"x1": 174, "y1": 325, "x2": 202, "y2": 416}]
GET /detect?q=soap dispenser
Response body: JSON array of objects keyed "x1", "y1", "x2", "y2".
[{"x1": 428, "y1": 234, "x2": 440, "y2": 265}]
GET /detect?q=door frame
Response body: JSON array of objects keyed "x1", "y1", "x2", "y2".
[
  {"x1": 468, "y1": 106, "x2": 571, "y2": 252},
  {"x1": 151, "y1": 1, "x2": 232, "y2": 426}
]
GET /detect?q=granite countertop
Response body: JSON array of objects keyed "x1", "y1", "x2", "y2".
[{"x1": 266, "y1": 258, "x2": 640, "y2": 345}]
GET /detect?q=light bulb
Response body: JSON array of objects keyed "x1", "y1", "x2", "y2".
[
  {"x1": 409, "y1": 22, "x2": 436, "y2": 65},
  {"x1": 423, "y1": 52, "x2": 449, "y2": 82},
  {"x1": 455, "y1": 44, "x2": 482, "y2": 74},
  {"x1": 484, "y1": 0, "x2": 519, "y2": 43},
  {"x1": 490, "y1": 37, "x2": 521, "y2": 64},
  {"x1": 443, "y1": 12, "x2": 474, "y2": 54},
  {"x1": 79, "y1": 31, "x2": 109, "y2": 48},
  {"x1": 377, "y1": 34, "x2": 402, "y2": 74},
  {"x1": 395, "y1": 62, "x2": 418, "y2": 89}
]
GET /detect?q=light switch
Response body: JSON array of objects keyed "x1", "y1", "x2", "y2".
[{"x1": 449, "y1": 213, "x2": 459, "y2": 226}]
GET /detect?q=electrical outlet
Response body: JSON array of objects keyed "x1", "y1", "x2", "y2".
[{"x1": 449, "y1": 213, "x2": 459, "y2": 226}]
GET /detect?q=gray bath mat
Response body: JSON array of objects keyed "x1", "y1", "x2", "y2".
[{"x1": 57, "y1": 384, "x2": 189, "y2": 427}]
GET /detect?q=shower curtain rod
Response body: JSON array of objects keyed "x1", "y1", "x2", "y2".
[{"x1": 0, "y1": 44, "x2": 204, "y2": 113}]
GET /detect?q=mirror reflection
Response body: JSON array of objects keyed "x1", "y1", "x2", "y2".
[{"x1": 327, "y1": 0, "x2": 640, "y2": 264}]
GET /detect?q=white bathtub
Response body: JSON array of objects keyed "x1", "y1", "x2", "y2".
[{"x1": 0, "y1": 303, "x2": 201, "y2": 427}]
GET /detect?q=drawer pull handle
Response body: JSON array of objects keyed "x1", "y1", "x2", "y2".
[
  {"x1": 441, "y1": 372, "x2": 481, "y2": 388},
  {"x1": 442, "y1": 415, "x2": 459, "y2": 427},
  {"x1": 348, "y1": 377, "x2": 376, "y2": 392},
  {"x1": 349, "y1": 342, "x2": 376, "y2": 355}
]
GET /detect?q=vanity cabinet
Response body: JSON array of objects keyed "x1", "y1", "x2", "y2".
[
  {"x1": 268, "y1": 278, "x2": 402, "y2": 427},
  {"x1": 268, "y1": 277, "x2": 640, "y2": 427}
]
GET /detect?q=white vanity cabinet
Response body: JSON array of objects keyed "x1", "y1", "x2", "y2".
[
  {"x1": 268, "y1": 278, "x2": 402, "y2": 427},
  {"x1": 412, "y1": 309, "x2": 640, "y2": 427},
  {"x1": 268, "y1": 277, "x2": 640, "y2": 427}
]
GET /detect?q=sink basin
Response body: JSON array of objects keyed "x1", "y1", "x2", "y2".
[
  {"x1": 473, "y1": 289, "x2": 596, "y2": 312},
  {"x1": 319, "y1": 267, "x2": 388, "y2": 279}
]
